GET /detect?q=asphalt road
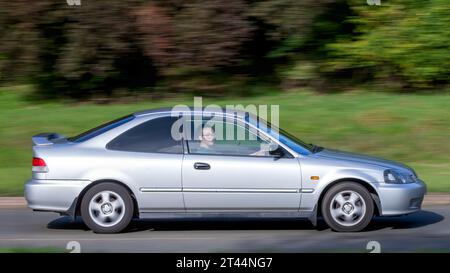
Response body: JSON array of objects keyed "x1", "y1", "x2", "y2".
[{"x1": 0, "y1": 206, "x2": 449, "y2": 253}]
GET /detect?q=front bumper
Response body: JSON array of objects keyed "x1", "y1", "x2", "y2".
[
  {"x1": 376, "y1": 179, "x2": 427, "y2": 216},
  {"x1": 24, "y1": 179, "x2": 90, "y2": 213}
]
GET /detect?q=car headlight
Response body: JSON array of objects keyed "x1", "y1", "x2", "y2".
[{"x1": 384, "y1": 169, "x2": 416, "y2": 184}]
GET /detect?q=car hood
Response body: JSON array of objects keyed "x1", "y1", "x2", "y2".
[{"x1": 314, "y1": 148, "x2": 413, "y2": 173}]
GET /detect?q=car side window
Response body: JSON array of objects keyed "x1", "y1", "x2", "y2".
[
  {"x1": 107, "y1": 116, "x2": 183, "y2": 154},
  {"x1": 186, "y1": 118, "x2": 285, "y2": 157}
]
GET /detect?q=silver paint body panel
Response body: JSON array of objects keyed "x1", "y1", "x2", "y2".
[{"x1": 24, "y1": 109, "x2": 426, "y2": 219}]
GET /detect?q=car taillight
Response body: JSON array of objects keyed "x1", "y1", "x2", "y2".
[
  {"x1": 32, "y1": 157, "x2": 46, "y2": 167},
  {"x1": 32, "y1": 157, "x2": 48, "y2": 172}
]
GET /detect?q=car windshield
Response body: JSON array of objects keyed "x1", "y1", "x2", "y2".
[
  {"x1": 246, "y1": 115, "x2": 314, "y2": 155},
  {"x1": 68, "y1": 115, "x2": 135, "y2": 143}
]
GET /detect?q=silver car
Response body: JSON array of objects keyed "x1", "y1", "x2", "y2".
[{"x1": 24, "y1": 108, "x2": 426, "y2": 233}]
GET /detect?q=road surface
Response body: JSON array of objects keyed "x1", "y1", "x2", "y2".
[{"x1": 0, "y1": 206, "x2": 449, "y2": 252}]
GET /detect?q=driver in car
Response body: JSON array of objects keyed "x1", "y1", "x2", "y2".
[{"x1": 197, "y1": 125, "x2": 272, "y2": 156}]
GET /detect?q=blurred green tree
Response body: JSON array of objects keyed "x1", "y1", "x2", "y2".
[
  {"x1": 0, "y1": 0, "x2": 448, "y2": 98},
  {"x1": 249, "y1": 0, "x2": 332, "y2": 59},
  {"x1": 324, "y1": 0, "x2": 450, "y2": 89},
  {"x1": 1, "y1": 0, "x2": 155, "y2": 98},
  {"x1": 133, "y1": 0, "x2": 254, "y2": 93}
]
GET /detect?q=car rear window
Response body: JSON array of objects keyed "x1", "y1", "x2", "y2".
[
  {"x1": 106, "y1": 116, "x2": 183, "y2": 154},
  {"x1": 68, "y1": 115, "x2": 135, "y2": 143}
]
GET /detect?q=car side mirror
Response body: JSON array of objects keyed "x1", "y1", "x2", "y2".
[{"x1": 269, "y1": 146, "x2": 285, "y2": 158}]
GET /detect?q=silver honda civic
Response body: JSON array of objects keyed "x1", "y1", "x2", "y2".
[{"x1": 24, "y1": 108, "x2": 426, "y2": 233}]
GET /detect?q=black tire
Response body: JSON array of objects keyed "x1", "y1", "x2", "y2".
[
  {"x1": 80, "y1": 182, "x2": 134, "y2": 233},
  {"x1": 321, "y1": 182, "x2": 374, "y2": 232}
]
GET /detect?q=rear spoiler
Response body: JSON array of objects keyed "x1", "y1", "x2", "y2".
[{"x1": 32, "y1": 133, "x2": 65, "y2": 146}]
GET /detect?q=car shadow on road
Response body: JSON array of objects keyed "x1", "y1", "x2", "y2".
[
  {"x1": 127, "y1": 218, "x2": 328, "y2": 232},
  {"x1": 366, "y1": 210, "x2": 444, "y2": 231},
  {"x1": 47, "y1": 217, "x2": 326, "y2": 232},
  {"x1": 47, "y1": 209, "x2": 444, "y2": 233},
  {"x1": 47, "y1": 217, "x2": 90, "y2": 231}
]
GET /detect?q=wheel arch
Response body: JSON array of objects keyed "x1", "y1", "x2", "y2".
[
  {"x1": 74, "y1": 179, "x2": 140, "y2": 218},
  {"x1": 317, "y1": 178, "x2": 382, "y2": 217}
]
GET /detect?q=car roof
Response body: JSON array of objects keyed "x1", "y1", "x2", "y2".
[{"x1": 133, "y1": 107, "x2": 255, "y2": 119}]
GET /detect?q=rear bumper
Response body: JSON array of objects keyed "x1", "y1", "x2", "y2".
[
  {"x1": 24, "y1": 179, "x2": 90, "y2": 213},
  {"x1": 376, "y1": 179, "x2": 427, "y2": 216}
]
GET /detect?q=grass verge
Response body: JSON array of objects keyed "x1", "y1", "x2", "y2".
[{"x1": 1, "y1": 85, "x2": 449, "y2": 195}]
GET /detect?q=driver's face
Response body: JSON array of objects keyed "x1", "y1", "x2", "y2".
[{"x1": 200, "y1": 127, "x2": 216, "y2": 144}]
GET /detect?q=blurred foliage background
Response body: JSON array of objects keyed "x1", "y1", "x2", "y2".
[
  {"x1": 0, "y1": 0, "x2": 449, "y2": 194},
  {"x1": 1, "y1": 0, "x2": 448, "y2": 98}
]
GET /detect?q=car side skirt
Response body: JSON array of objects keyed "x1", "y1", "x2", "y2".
[{"x1": 138, "y1": 210, "x2": 314, "y2": 220}]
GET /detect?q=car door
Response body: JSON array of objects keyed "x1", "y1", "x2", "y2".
[
  {"x1": 181, "y1": 117, "x2": 302, "y2": 211},
  {"x1": 106, "y1": 116, "x2": 185, "y2": 212}
]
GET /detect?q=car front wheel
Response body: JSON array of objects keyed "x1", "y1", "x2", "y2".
[
  {"x1": 321, "y1": 182, "x2": 374, "y2": 232},
  {"x1": 80, "y1": 182, "x2": 134, "y2": 233}
]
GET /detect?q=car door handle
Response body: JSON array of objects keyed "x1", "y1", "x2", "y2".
[{"x1": 194, "y1": 162, "x2": 210, "y2": 170}]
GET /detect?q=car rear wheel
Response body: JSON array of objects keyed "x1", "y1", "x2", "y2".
[
  {"x1": 321, "y1": 182, "x2": 374, "y2": 232},
  {"x1": 81, "y1": 182, "x2": 134, "y2": 233}
]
